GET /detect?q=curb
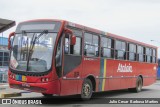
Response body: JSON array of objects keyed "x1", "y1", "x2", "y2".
[{"x1": 0, "y1": 92, "x2": 22, "y2": 98}]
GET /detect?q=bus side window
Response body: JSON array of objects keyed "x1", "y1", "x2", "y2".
[
  {"x1": 115, "y1": 40, "x2": 126, "y2": 60},
  {"x1": 84, "y1": 33, "x2": 99, "y2": 57},
  {"x1": 137, "y1": 45, "x2": 144, "y2": 62},
  {"x1": 101, "y1": 37, "x2": 113, "y2": 58},
  {"x1": 145, "y1": 48, "x2": 152, "y2": 63},
  {"x1": 73, "y1": 37, "x2": 81, "y2": 55},
  {"x1": 150, "y1": 49, "x2": 153, "y2": 63},
  {"x1": 143, "y1": 47, "x2": 146, "y2": 62},
  {"x1": 128, "y1": 43, "x2": 136, "y2": 61},
  {"x1": 65, "y1": 28, "x2": 82, "y2": 55},
  {"x1": 64, "y1": 34, "x2": 81, "y2": 55},
  {"x1": 84, "y1": 33, "x2": 93, "y2": 56},
  {"x1": 152, "y1": 49, "x2": 156, "y2": 63}
]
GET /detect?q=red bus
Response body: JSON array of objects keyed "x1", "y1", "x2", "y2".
[{"x1": 8, "y1": 19, "x2": 157, "y2": 100}]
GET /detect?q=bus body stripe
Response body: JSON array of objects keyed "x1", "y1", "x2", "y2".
[
  {"x1": 99, "y1": 59, "x2": 107, "y2": 91},
  {"x1": 102, "y1": 59, "x2": 107, "y2": 91},
  {"x1": 99, "y1": 59, "x2": 104, "y2": 91}
]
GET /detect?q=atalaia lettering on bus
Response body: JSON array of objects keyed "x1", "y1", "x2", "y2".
[{"x1": 117, "y1": 63, "x2": 133, "y2": 72}]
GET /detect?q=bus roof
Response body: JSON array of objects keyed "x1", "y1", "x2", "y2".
[
  {"x1": 65, "y1": 20, "x2": 157, "y2": 49},
  {"x1": 107, "y1": 33, "x2": 157, "y2": 49},
  {"x1": 18, "y1": 19, "x2": 157, "y2": 49}
]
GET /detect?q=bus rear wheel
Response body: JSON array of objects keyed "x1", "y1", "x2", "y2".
[
  {"x1": 128, "y1": 77, "x2": 143, "y2": 92},
  {"x1": 81, "y1": 78, "x2": 93, "y2": 100}
]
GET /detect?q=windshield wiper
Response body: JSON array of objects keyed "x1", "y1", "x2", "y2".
[
  {"x1": 30, "y1": 30, "x2": 48, "y2": 51},
  {"x1": 26, "y1": 30, "x2": 48, "y2": 71}
]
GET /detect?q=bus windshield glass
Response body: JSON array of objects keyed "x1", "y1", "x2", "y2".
[{"x1": 10, "y1": 21, "x2": 61, "y2": 72}]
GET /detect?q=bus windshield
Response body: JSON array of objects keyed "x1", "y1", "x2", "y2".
[
  {"x1": 10, "y1": 32, "x2": 57, "y2": 72},
  {"x1": 9, "y1": 21, "x2": 61, "y2": 73}
]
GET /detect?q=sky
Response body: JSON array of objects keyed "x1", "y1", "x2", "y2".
[{"x1": 1, "y1": 0, "x2": 160, "y2": 56}]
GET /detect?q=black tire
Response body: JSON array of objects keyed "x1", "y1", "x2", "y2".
[
  {"x1": 128, "y1": 77, "x2": 143, "y2": 93},
  {"x1": 42, "y1": 93, "x2": 53, "y2": 97},
  {"x1": 81, "y1": 78, "x2": 93, "y2": 100}
]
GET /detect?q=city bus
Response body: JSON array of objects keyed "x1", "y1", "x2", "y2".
[{"x1": 8, "y1": 19, "x2": 157, "y2": 100}]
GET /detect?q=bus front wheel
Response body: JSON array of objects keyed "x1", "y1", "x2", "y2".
[
  {"x1": 128, "y1": 77, "x2": 143, "y2": 92},
  {"x1": 81, "y1": 78, "x2": 93, "y2": 100}
]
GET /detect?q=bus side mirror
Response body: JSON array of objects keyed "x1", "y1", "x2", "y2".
[
  {"x1": 71, "y1": 35, "x2": 76, "y2": 45},
  {"x1": 8, "y1": 32, "x2": 15, "y2": 50},
  {"x1": 64, "y1": 28, "x2": 76, "y2": 45}
]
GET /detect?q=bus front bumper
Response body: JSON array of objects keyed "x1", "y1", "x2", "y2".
[{"x1": 8, "y1": 78, "x2": 61, "y2": 95}]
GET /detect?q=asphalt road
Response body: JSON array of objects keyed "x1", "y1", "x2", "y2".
[{"x1": 1, "y1": 80, "x2": 160, "y2": 107}]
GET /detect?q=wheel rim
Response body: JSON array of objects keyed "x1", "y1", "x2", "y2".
[{"x1": 83, "y1": 83, "x2": 91, "y2": 97}]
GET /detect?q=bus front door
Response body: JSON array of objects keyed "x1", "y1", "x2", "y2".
[{"x1": 60, "y1": 34, "x2": 82, "y2": 96}]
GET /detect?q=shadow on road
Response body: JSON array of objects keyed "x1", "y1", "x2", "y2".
[{"x1": 22, "y1": 88, "x2": 152, "y2": 105}]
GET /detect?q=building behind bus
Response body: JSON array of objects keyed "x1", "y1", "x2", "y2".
[{"x1": 0, "y1": 37, "x2": 9, "y2": 83}]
